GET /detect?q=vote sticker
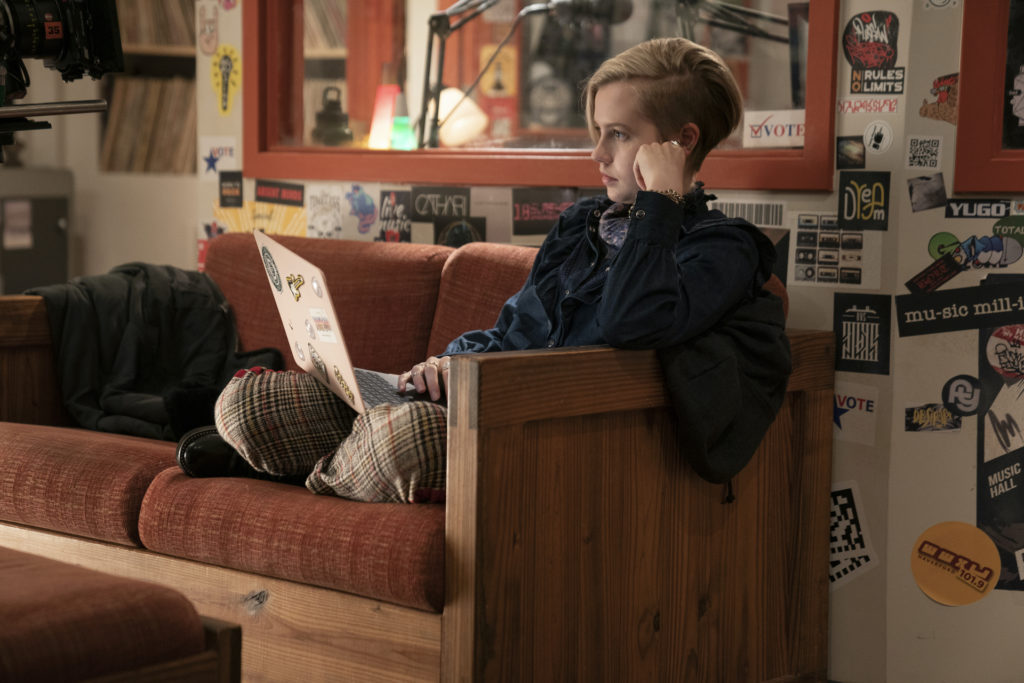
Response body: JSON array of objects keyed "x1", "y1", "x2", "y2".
[{"x1": 910, "y1": 521, "x2": 1000, "y2": 606}]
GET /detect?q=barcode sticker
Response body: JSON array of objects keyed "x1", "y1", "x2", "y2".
[{"x1": 708, "y1": 201, "x2": 785, "y2": 227}]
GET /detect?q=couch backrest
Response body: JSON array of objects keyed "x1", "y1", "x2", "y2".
[
  {"x1": 205, "y1": 234, "x2": 452, "y2": 374},
  {"x1": 426, "y1": 242, "x2": 538, "y2": 357}
]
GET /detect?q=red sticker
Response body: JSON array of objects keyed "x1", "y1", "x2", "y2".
[{"x1": 986, "y1": 325, "x2": 1024, "y2": 381}]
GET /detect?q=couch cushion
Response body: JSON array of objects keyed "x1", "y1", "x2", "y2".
[
  {"x1": 426, "y1": 242, "x2": 537, "y2": 357},
  {"x1": 0, "y1": 422, "x2": 176, "y2": 546},
  {"x1": 0, "y1": 546, "x2": 206, "y2": 682},
  {"x1": 139, "y1": 470, "x2": 445, "y2": 612},
  {"x1": 205, "y1": 233, "x2": 452, "y2": 374}
]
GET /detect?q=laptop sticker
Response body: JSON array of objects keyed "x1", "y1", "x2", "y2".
[
  {"x1": 287, "y1": 273, "x2": 304, "y2": 301},
  {"x1": 309, "y1": 308, "x2": 338, "y2": 343},
  {"x1": 311, "y1": 275, "x2": 324, "y2": 298},
  {"x1": 334, "y1": 366, "x2": 355, "y2": 404},
  {"x1": 261, "y1": 247, "x2": 282, "y2": 291},
  {"x1": 309, "y1": 344, "x2": 327, "y2": 382}
]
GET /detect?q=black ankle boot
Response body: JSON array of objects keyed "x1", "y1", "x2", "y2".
[{"x1": 176, "y1": 426, "x2": 261, "y2": 478}]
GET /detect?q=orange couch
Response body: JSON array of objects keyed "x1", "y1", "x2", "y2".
[{"x1": 0, "y1": 233, "x2": 834, "y2": 682}]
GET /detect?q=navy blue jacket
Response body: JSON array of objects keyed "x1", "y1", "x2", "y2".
[{"x1": 444, "y1": 186, "x2": 767, "y2": 354}]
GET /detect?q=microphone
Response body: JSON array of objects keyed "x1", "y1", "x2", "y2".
[{"x1": 520, "y1": 0, "x2": 633, "y2": 25}]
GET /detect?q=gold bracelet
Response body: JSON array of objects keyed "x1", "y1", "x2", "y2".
[{"x1": 655, "y1": 189, "x2": 684, "y2": 204}]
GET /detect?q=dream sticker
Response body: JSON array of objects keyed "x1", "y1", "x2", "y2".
[
  {"x1": 261, "y1": 246, "x2": 282, "y2": 292},
  {"x1": 911, "y1": 521, "x2": 1000, "y2": 606},
  {"x1": 286, "y1": 274, "x2": 304, "y2": 301},
  {"x1": 210, "y1": 44, "x2": 241, "y2": 116},
  {"x1": 308, "y1": 308, "x2": 338, "y2": 343}
]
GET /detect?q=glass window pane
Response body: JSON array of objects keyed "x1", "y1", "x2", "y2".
[{"x1": 287, "y1": 0, "x2": 810, "y2": 152}]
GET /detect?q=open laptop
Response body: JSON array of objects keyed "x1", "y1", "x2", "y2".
[{"x1": 254, "y1": 230, "x2": 417, "y2": 413}]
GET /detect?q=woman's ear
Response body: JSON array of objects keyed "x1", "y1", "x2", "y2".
[{"x1": 677, "y1": 123, "x2": 700, "y2": 153}]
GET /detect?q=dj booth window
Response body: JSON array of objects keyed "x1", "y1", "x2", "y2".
[{"x1": 243, "y1": 0, "x2": 839, "y2": 190}]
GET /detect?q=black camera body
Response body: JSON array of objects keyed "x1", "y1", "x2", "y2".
[{"x1": 0, "y1": 0, "x2": 123, "y2": 103}]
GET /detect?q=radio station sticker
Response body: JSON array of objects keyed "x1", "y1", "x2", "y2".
[{"x1": 911, "y1": 521, "x2": 999, "y2": 606}]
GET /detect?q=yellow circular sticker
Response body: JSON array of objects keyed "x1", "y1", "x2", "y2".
[{"x1": 910, "y1": 521, "x2": 1001, "y2": 606}]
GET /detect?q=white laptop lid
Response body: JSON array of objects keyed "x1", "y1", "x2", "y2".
[{"x1": 253, "y1": 230, "x2": 367, "y2": 413}]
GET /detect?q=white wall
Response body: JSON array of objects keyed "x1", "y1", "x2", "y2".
[{"x1": 15, "y1": 62, "x2": 197, "y2": 278}]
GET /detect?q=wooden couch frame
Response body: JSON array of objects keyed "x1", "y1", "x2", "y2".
[{"x1": 1, "y1": 294, "x2": 833, "y2": 682}]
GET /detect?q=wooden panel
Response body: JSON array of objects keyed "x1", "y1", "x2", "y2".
[
  {"x1": 0, "y1": 295, "x2": 51, "y2": 346},
  {"x1": 0, "y1": 524, "x2": 441, "y2": 683},
  {"x1": 455, "y1": 330, "x2": 833, "y2": 429},
  {"x1": 444, "y1": 330, "x2": 834, "y2": 682},
  {"x1": 0, "y1": 295, "x2": 68, "y2": 426}
]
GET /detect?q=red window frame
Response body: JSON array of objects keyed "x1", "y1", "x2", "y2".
[{"x1": 954, "y1": 0, "x2": 1024, "y2": 194}]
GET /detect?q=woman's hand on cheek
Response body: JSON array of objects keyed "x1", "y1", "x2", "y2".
[{"x1": 633, "y1": 141, "x2": 688, "y2": 195}]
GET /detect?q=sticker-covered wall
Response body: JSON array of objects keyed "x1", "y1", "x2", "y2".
[{"x1": 190, "y1": 1, "x2": 1023, "y2": 681}]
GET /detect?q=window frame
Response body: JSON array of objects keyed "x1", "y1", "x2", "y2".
[
  {"x1": 242, "y1": 0, "x2": 840, "y2": 190},
  {"x1": 954, "y1": 0, "x2": 1024, "y2": 194}
]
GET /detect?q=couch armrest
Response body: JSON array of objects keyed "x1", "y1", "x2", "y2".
[
  {"x1": 0, "y1": 295, "x2": 69, "y2": 426},
  {"x1": 443, "y1": 330, "x2": 834, "y2": 682}
]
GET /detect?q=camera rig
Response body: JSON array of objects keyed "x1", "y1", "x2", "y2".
[{"x1": 0, "y1": 0, "x2": 123, "y2": 160}]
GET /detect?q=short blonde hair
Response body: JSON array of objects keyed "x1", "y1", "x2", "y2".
[{"x1": 584, "y1": 38, "x2": 743, "y2": 172}]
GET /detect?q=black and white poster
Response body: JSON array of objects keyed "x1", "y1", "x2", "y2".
[{"x1": 976, "y1": 275, "x2": 1024, "y2": 590}]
